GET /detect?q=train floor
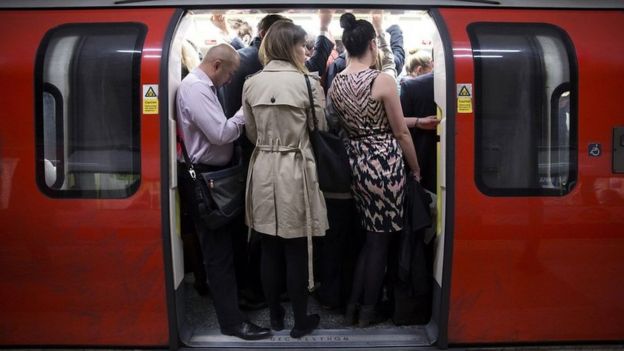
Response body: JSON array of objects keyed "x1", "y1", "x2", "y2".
[{"x1": 181, "y1": 273, "x2": 433, "y2": 348}]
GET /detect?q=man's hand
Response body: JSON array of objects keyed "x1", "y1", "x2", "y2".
[
  {"x1": 416, "y1": 115, "x2": 440, "y2": 130},
  {"x1": 211, "y1": 13, "x2": 228, "y2": 34},
  {"x1": 319, "y1": 9, "x2": 333, "y2": 32}
]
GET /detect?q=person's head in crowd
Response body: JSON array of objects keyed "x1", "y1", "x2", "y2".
[
  {"x1": 339, "y1": 12, "x2": 377, "y2": 64},
  {"x1": 257, "y1": 14, "x2": 291, "y2": 39},
  {"x1": 181, "y1": 40, "x2": 201, "y2": 76},
  {"x1": 406, "y1": 50, "x2": 433, "y2": 77},
  {"x1": 305, "y1": 36, "x2": 316, "y2": 59},
  {"x1": 335, "y1": 39, "x2": 345, "y2": 55},
  {"x1": 259, "y1": 20, "x2": 308, "y2": 73},
  {"x1": 230, "y1": 18, "x2": 254, "y2": 46},
  {"x1": 200, "y1": 43, "x2": 240, "y2": 87}
]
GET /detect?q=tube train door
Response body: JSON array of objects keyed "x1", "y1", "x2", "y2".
[
  {"x1": 0, "y1": 9, "x2": 178, "y2": 346},
  {"x1": 437, "y1": 8, "x2": 624, "y2": 344}
]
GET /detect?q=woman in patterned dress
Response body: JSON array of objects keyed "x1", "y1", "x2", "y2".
[{"x1": 327, "y1": 12, "x2": 422, "y2": 327}]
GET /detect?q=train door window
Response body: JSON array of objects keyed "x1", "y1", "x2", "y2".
[
  {"x1": 469, "y1": 23, "x2": 577, "y2": 196},
  {"x1": 35, "y1": 23, "x2": 146, "y2": 198}
]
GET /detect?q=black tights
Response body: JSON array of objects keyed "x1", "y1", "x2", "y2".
[
  {"x1": 349, "y1": 231, "x2": 393, "y2": 306},
  {"x1": 260, "y1": 235, "x2": 309, "y2": 328}
]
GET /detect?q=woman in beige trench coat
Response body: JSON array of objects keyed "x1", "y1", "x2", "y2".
[{"x1": 242, "y1": 20, "x2": 329, "y2": 339}]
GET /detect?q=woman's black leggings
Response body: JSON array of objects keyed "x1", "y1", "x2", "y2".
[
  {"x1": 260, "y1": 234, "x2": 309, "y2": 328},
  {"x1": 349, "y1": 231, "x2": 393, "y2": 306}
]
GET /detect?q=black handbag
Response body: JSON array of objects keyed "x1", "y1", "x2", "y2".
[
  {"x1": 304, "y1": 74, "x2": 352, "y2": 193},
  {"x1": 179, "y1": 138, "x2": 245, "y2": 230}
]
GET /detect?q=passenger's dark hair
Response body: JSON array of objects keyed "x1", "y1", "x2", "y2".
[
  {"x1": 339, "y1": 13, "x2": 376, "y2": 58},
  {"x1": 257, "y1": 14, "x2": 290, "y2": 35}
]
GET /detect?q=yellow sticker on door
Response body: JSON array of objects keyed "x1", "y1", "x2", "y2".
[
  {"x1": 457, "y1": 84, "x2": 472, "y2": 113},
  {"x1": 143, "y1": 84, "x2": 159, "y2": 114}
]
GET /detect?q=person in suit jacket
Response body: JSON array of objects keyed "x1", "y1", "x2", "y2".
[
  {"x1": 396, "y1": 71, "x2": 440, "y2": 325},
  {"x1": 404, "y1": 50, "x2": 433, "y2": 79},
  {"x1": 400, "y1": 72, "x2": 439, "y2": 193},
  {"x1": 221, "y1": 12, "x2": 335, "y2": 119}
]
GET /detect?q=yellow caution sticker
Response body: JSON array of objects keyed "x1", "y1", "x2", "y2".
[
  {"x1": 456, "y1": 83, "x2": 472, "y2": 113},
  {"x1": 143, "y1": 84, "x2": 159, "y2": 114}
]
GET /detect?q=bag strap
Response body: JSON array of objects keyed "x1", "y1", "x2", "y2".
[
  {"x1": 174, "y1": 116, "x2": 197, "y2": 181},
  {"x1": 304, "y1": 74, "x2": 319, "y2": 131},
  {"x1": 303, "y1": 73, "x2": 319, "y2": 292}
]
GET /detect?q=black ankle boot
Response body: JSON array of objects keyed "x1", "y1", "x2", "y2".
[
  {"x1": 290, "y1": 314, "x2": 320, "y2": 338},
  {"x1": 344, "y1": 303, "x2": 358, "y2": 325},
  {"x1": 270, "y1": 305, "x2": 285, "y2": 331}
]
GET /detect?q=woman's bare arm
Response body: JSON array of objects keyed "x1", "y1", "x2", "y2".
[{"x1": 372, "y1": 72, "x2": 421, "y2": 180}]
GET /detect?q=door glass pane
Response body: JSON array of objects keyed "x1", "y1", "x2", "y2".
[
  {"x1": 469, "y1": 23, "x2": 577, "y2": 196},
  {"x1": 36, "y1": 23, "x2": 146, "y2": 198}
]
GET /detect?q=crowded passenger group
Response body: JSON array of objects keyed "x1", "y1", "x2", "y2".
[{"x1": 175, "y1": 10, "x2": 439, "y2": 340}]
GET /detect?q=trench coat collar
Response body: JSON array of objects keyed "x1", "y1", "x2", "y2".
[{"x1": 263, "y1": 60, "x2": 302, "y2": 73}]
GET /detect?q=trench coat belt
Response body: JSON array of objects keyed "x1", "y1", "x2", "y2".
[{"x1": 246, "y1": 142, "x2": 317, "y2": 291}]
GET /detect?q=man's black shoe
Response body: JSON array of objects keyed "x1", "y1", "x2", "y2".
[{"x1": 221, "y1": 321, "x2": 271, "y2": 340}]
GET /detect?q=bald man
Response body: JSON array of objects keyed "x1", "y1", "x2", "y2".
[{"x1": 176, "y1": 43, "x2": 271, "y2": 340}]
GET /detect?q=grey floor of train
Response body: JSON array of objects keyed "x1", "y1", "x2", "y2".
[
  {"x1": 184, "y1": 272, "x2": 411, "y2": 330},
  {"x1": 182, "y1": 273, "x2": 432, "y2": 347},
  {"x1": 180, "y1": 274, "x2": 624, "y2": 350}
]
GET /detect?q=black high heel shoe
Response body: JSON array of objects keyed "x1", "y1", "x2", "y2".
[
  {"x1": 290, "y1": 314, "x2": 320, "y2": 338},
  {"x1": 270, "y1": 305, "x2": 285, "y2": 331}
]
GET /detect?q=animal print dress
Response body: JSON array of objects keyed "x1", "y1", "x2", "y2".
[{"x1": 328, "y1": 69, "x2": 405, "y2": 232}]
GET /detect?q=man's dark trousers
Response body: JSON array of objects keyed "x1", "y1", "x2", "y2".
[{"x1": 178, "y1": 168, "x2": 245, "y2": 329}]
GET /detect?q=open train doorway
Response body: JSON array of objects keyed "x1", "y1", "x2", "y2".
[{"x1": 166, "y1": 7, "x2": 450, "y2": 348}]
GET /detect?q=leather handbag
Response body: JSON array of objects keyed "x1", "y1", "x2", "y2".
[
  {"x1": 179, "y1": 138, "x2": 245, "y2": 230},
  {"x1": 304, "y1": 74, "x2": 351, "y2": 193}
]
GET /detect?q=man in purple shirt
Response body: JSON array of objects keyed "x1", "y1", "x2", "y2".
[
  {"x1": 176, "y1": 43, "x2": 270, "y2": 340},
  {"x1": 177, "y1": 45, "x2": 245, "y2": 166}
]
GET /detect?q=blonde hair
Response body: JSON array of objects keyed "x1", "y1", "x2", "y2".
[
  {"x1": 406, "y1": 50, "x2": 433, "y2": 75},
  {"x1": 258, "y1": 20, "x2": 308, "y2": 73}
]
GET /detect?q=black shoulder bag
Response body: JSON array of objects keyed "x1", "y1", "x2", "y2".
[
  {"x1": 304, "y1": 74, "x2": 352, "y2": 193},
  {"x1": 178, "y1": 138, "x2": 246, "y2": 230}
]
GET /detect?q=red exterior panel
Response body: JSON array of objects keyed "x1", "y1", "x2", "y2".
[
  {"x1": 439, "y1": 8, "x2": 624, "y2": 344},
  {"x1": 0, "y1": 9, "x2": 175, "y2": 346}
]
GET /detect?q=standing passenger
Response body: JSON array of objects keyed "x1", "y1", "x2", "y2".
[
  {"x1": 404, "y1": 50, "x2": 433, "y2": 80},
  {"x1": 220, "y1": 13, "x2": 334, "y2": 309},
  {"x1": 400, "y1": 71, "x2": 438, "y2": 193},
  {"x1": 176, "y1": 44, "x2": 270, "y2": 340},
  {"x1": 222, "y1": 13, "x2": 335, "y2": 119},
  {"x1": 328, "y1": 13, "x2": 421, "y2": 327},
  {"x1": 325, "y1": 11, "x2": 405, "y2": 92},
  {"x1": 242, "y1": 20, "x2": 329, "y2": 339}
]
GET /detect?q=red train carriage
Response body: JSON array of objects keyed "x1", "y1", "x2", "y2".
[{"x1": 0, "y1": 0, "x2": 622, "y2": 349}]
